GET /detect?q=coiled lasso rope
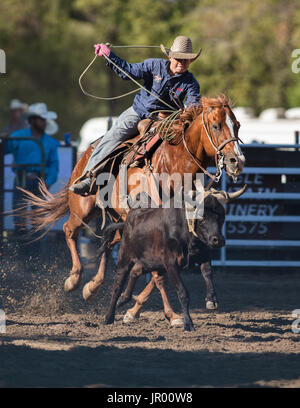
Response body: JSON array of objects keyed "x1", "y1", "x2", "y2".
[{"x1": 78, "y1": 43, "x2": 177, "y2": 111}]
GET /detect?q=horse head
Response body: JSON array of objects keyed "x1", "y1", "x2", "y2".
[{"x1": 200, "y1": 95, "x2": 245, "y2": 181}]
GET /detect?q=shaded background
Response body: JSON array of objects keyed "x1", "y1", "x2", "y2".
[{"x1": 1, "y1": 0, "x2": 300, "y2": 140}]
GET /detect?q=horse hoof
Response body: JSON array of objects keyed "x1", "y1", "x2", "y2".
[
  {"x1": 64, "y1": 275, "x2": 81, "y2": 293},
  {"x1": 123, "y1": 311, "x2": 138, "y2": 324},
  {"x1": 170, "y1": 317, "x2": 184, "y2": 327},
  {"x1": 82, "y1": 282, "x2": 98, "y2": 301},
  {"x1": 206, "y1": 301, "x2": 218, "y2": 310}
]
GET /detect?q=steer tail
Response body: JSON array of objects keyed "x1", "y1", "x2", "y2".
[
  {"x1": 97, "y1": 222, "x2": 124, "y2": 258},
  {"x1": 11, "y1": 179, "x2": 69, "y2": 240}
]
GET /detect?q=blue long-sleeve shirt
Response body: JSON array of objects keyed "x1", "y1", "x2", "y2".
[
  {"x1": 106, "y1": 52, "x2": 201, "y2": 119},
  {"x1": 5, "y1": 128, "x2": 59, "y2": 186}
]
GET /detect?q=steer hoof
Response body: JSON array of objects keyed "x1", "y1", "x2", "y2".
[
  {"x1": 123, "y1": 310, "x2": 138, "y2": 324},
  {"x1": 117, "y1": 293, "x2": 133, "y2": 308},
  {"x1": 184, "y1": 322, "x2": 195, "y2": 332},
  {"x1": 183, "y1": 317, "x2": 195, "y2": 331},
  {"x1": 104, "y1": 315, "x2": 114, "y2": 325},
  {"x1": 206, "y1": 300, "x2": 218, "y2": 310}
]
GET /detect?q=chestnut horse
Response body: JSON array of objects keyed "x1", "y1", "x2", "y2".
[{"x1": 18, "y1": 95, "x2": 245, "y2": 325}]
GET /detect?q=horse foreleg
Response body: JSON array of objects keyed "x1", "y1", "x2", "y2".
[
  {"x1": 82, "y1": 248, "x2": 112, "y2": 300},
  {"x1": 200, "y1": 261, "x2": 218, "y2": 309},
  {"x1": 124, "y1": 273, "x2": 156, "y2": 323},
  {"x1": 63, "y1": 216, "x2": 84, "y2": 292}
]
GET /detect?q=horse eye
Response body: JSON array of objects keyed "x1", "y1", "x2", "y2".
[{"x1": 212, "y1": 123, "x2": 221, "y2": 131}]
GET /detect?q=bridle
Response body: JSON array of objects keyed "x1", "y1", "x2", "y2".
[{"x1": 182, "y1": 104, "x2": 242, "y2": 183}]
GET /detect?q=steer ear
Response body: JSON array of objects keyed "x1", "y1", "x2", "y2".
[{"x1": 210, "y1": 190, "x2": 228, "y2": 205}]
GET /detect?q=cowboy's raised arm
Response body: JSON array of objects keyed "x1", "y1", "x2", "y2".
[{"x1": 94, "y1": 43, "x2": 152, "y2": 81}]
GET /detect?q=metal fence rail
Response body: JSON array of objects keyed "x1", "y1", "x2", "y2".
[
  {"x1": 0, "y1": 136, "x2": 47, "y2": 244},
  {"x1": 208, "y1": 144, "x2": 300, "y2": 267}
]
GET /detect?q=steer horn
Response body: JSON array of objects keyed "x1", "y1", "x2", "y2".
[
  {"x1": 227, "y1": 184, "x2": 248, "y2": 202},
  {"x1": 210, "y1": 184, "x2": 248, "y2": 205}
]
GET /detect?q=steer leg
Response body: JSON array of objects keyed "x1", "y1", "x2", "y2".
[
  {"x1": 117, "y1": 263, "x2": 143, "y2": 308},
  {"x1": 200, "y1": 261, "x2": 218, "y2": 309},
  {"x1": 166, "y1": 264, "x2": 194, "y2": 332},
  {"x1": 104, "y1": 262, "x2": 133, "y2": 325},
  {"x1": 153, "y1": 273, "x2": 183, "y2": 326},
  {"x1": 124, "y1": 272, "x2": 183, "y2": 326}
]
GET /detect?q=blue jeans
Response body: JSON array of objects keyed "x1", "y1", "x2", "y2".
[{"x1": 83, "y1": 106, "x2": 141, "y2": 174}]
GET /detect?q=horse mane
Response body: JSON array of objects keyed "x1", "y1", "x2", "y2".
[
  {"x1": 179, "y1": 94, "x2": 233, "y2": 123},
  {"x1": 166, "y1": 94, "x2": 233, "y2": 142}
]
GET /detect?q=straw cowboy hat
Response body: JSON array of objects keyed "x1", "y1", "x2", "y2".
[
  {"x1": 27, "y1": 103, "x2": 58, "y2": 134},
  {"x1": 160, "y1": 36, "x2": 202, "y2": 60}
]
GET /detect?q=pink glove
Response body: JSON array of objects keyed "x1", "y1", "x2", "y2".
[{"x1": 94, "y1": 43, "x2": 111, "y2": 57}]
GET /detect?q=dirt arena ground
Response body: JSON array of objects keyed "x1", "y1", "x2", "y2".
[{"x1": 0, "y1": 235, "x2": 299, "y2": 388}]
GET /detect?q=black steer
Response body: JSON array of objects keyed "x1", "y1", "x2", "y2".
[{"x1": 103, "y1": 186, "x2": 247, "y2": 331}]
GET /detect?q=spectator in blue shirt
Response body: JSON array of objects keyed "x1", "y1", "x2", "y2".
[
  {"x1": 5, "y1": 102, "x2": 60, "y2": 232},
  {"x1": 70, "y1": 35, "x2": 202, "y2": 195},
  {"x1": 1, "y1": 99, "x2": 29, "y2": 137}
]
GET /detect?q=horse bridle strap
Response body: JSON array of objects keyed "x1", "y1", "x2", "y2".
[
  {"x1": 216, "y1": 137, "x2": 239, "y2": 153},
  {"x1": 202, "y1": 111, "x2": 239, "y2": 154},
  {"x1": 182, "y1": 110, "x2": 240, "y2": 181},
  {"x1": 182, "y1": 132, "x2": 216, "y2": 180}
]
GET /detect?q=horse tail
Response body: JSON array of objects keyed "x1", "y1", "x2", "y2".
[{"x1": 14, "y1": 179, "x2": 69, "y2": 240}]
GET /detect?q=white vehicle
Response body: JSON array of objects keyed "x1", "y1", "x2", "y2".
[
  {"x1": 285, "y1": 107, "x2": 300, "y2": 120},
  {"x1": 233, "y1": 107, "x2": 300, "y2": 145},
  {"x1": 77, "y1": 108, "x2": 300, "y2": 155}
]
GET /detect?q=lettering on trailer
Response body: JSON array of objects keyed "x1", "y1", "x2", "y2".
[
  {"x1": 227, "y1": 203, "x2": 278, "y2": 217},
  {"x1": 226, "y1": 172, "x2": 284, "y2": 238}
]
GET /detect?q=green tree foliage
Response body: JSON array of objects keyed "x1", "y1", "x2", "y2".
[{"x1": 0, "y1": 0, "x2": 299, "y2": 139}]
